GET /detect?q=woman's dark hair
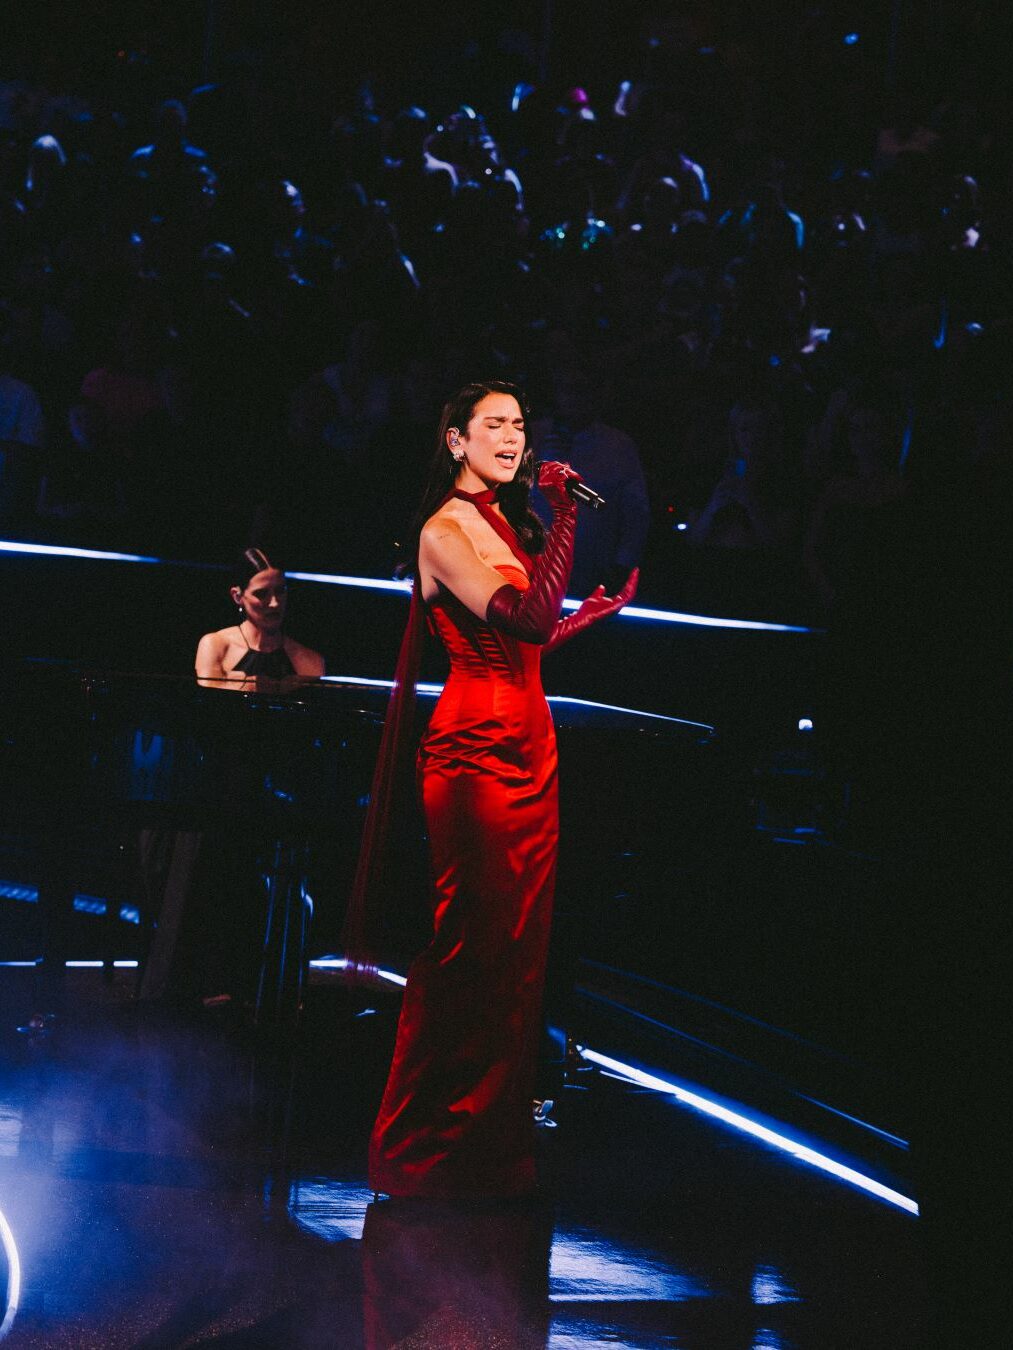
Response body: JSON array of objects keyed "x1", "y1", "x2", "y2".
[
  {"x1": 232, "y1": 547, "x2": 283, "y2": 590},
  {"x1": 399, "y1": 380, "x2": 545, "y2": 574}
]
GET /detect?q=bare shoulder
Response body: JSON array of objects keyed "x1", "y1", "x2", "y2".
[
  {"x1": 197, "y1": 627, "x2": 234, "y2": 653},
  {"x1": 283, "y1": 635, "x2": 325, "y2": 675},
  {"x1": 421, "y1": 500, "x2": 469, "y2": 537},
  {"x1": 195, "y1": 627, "x2": 233, "y2": 677},
  {"x1": 419, "y1": 505, "x2": 474, "y2": 556}
]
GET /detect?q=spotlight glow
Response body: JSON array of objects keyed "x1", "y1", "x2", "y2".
[
  {"x1": 0, "y1": 1205, "x2": 21, "y2": 1340},
  {"x1": 578, "y1": 1048, "x2": 919, "y2": 1215}
]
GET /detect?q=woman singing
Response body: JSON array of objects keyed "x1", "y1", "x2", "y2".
[
  {"x1": 195, "y1": 547, "x2": 324, "y2": 686},
  {"x1": 356, "y1": 380, "x2": 637, "y2": 1199}
]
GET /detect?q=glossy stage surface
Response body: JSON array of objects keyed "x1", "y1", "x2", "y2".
[{"x1": 0, "y1": 970, "x2": 923, "y2": 1349}]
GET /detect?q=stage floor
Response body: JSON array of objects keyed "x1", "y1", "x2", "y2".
[{"x1": 0, "y1": 970, "x2": 923, "y2": 1349}]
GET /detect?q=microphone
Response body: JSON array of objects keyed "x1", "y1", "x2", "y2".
[
  {"x1": 536, "y1": 454, "x2": 606, "y2": 509},
  {"x1": 537, "y1": 459, "x2": 606, "y2": 510},
  {"x1": 567, "y1": 478, "x2": 606, "y2": 511}
]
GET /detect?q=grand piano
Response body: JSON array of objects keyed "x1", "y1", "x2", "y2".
[{"x1": 0, "y1": 659, "x2": 715, "y2": 1027}]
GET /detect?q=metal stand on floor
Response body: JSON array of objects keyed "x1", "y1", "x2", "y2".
[{"x1": 254, "y1": 838, "x2": 312, "y2": 1033}]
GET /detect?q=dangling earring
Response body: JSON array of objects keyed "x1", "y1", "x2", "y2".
[
  {"x1": 450, "y1": 434, "x2": 464, "y2": 463},
  {"x1": 237, "y1": 605, "x2": 244, "y2": 618}
]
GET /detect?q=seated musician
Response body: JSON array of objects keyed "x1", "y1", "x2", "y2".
[
  {"x1": 135, "y1": 548, "x2": 323, "y2": 1014},
  {"x1": 196, "y1": 547, "x2": 324, "y2": 686}
]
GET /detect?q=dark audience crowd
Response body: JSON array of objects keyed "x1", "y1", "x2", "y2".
[{"x1": 1, "y1": 7, "x2": 1010, "y2": 619}]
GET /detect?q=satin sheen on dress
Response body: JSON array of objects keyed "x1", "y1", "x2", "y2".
[{"x1": 368, "y1": 555, "x2": 558, "y2": 1198}]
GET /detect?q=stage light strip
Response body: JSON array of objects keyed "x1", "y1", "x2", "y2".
[
  {"x1": 295, "y1": 571, "x2": 814, "y2": 631},
  {"x1": 320, "y1": 676, "x2": 711, "y2": 728},
  {"x1": 3, "y1": 540, "x2": 817, "y2": 632},
  {"x1": 604, "y1": 601, "x2": 813, "y2": 632},
  {"x1": 66, "y1": 960, "x2": 138, "y2": 969},
  {"x1": 581, "y1": 968, "x2": 909, "y2": 1150},
  {"x1": 1, "y1": 885, "x2": 143, "y2": 923},
  {"x1": 0, "y1": 883, "x2": 37, "y2": 903},
  {"x1": 575, "y1": 985, "x2": 909, "y2": 1151},
  {"x1": 320, "y1": 675, "x2": 443, "y2": 695},
  {"x1": 73, "y1": 896, "x2": 107, "y2": 916},
  {"x1": 546, "y1": 695, "x2": 711, "y2": 729},
  {"x1": 309, "y1": 956, "x2": 408, "y2": 987},
  {"x1": 288, "y1": 570, "x2": 413, "y2": 594},
  {"x1": 0, "y1": 539, "x2": 159, "y2": 563},
  {"x1": 0, "y1": 959, "x2": 138, "y2": 968},
  {"x1": 578, "y1": 1048, "x2": 918, "y2": 1215},
  {"x1": 319, "y1": 955, "x2": 915, "y2": 1214},
  {"x1": 0, "y1": 1205, "x2": 21, "y2": 1340}
]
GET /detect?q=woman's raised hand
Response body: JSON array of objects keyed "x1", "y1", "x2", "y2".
[
  {"x1": 537, "y1": 460, "x2": 582, "y2": 511},
  {"x1": 544, "y1": 567, "x2": 640, "y2": 653}
]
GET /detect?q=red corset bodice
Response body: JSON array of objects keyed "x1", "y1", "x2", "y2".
[{"x1": 421, "y1": 565, "x2": 555, "y2": 775}]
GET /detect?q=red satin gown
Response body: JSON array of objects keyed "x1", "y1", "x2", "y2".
[{"x1": 368, "y1": 531, "x2": 558, "y2": 1198}]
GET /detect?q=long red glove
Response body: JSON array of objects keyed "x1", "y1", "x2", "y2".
[
  {"x1": 485, "y1": 461, "x2": 578, "y2": 643},
  {"x1": 544, "y1": 567, "x2": 640, "y2": 653}
]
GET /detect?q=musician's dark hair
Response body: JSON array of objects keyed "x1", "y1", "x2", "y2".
[
  {"x1": 232, "y1": 547, "x2": 283, "y2": 590},
  {"x1": 399, "y1": 380, "x2": 545, "y2": 575}
]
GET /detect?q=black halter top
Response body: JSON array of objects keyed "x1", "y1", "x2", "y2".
[{"x1": 231, "y1": 645, "x2": 295, "y2": 678}]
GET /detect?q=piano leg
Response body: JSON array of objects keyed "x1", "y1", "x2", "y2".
[
  {"x1": 254, "y1": 838, "x2": 311, "y2": 1032},
  {"x1": 136, "y1": 828, "x2": 203, "y2": 1003}
]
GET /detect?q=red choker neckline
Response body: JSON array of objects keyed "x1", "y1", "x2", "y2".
[{"x1": 451, "y1": 487, "x2": 498, "y2": 504}]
